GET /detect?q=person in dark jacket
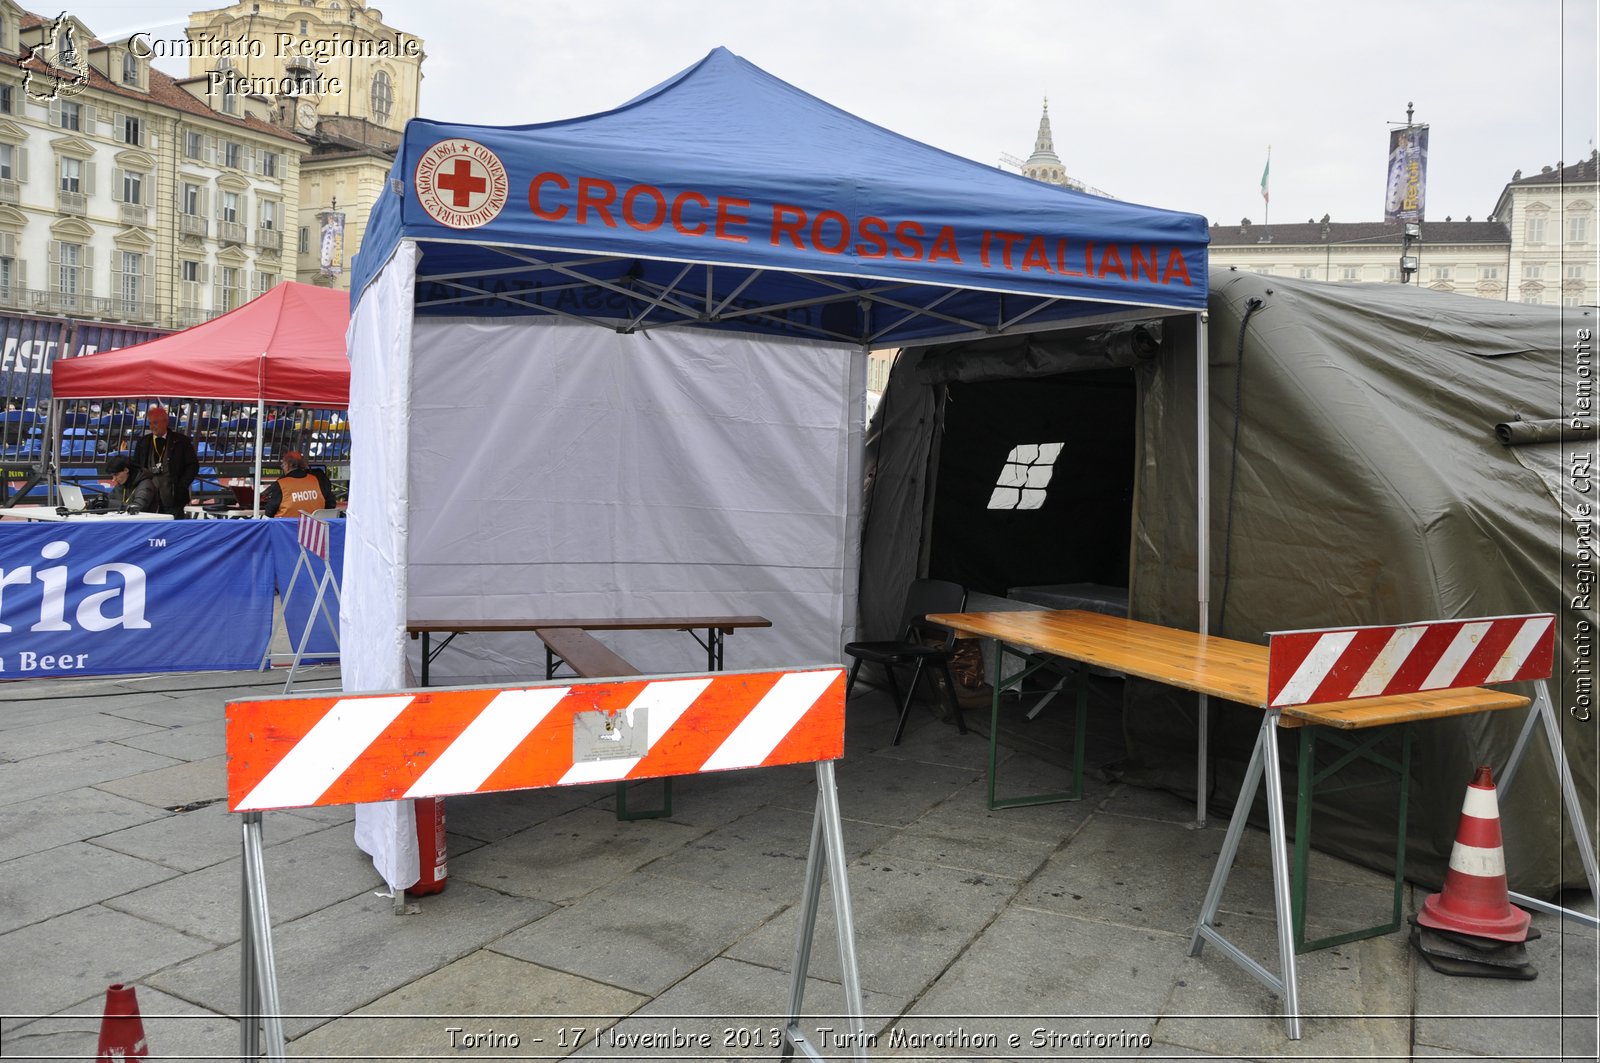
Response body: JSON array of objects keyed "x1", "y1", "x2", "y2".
[
  {"x1": 104, "y1": 455, "x2": 159, "y2": 512},
  {"x1": 129, "y1": 405, "x2": 199, "y2": 517},
  {"x1": 262, "y1": 450, "x2": 334, "y2": 517}
]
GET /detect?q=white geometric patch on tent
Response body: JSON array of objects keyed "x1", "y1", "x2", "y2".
[{"x1": 988, "y1": 442, "x2": 1064, "y2": 510}]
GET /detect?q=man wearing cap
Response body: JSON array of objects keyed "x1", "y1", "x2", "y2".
[
  {"x1": 130, "y1": 405, "x2": 199, "y2": 517},
  {"x1": 262, "y1": 450, "x2": 334, "y2": 518}
]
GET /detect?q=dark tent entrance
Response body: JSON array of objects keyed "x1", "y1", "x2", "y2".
[{"x1": 926, "y1": 366, "x2": 1138, "y2": 599}]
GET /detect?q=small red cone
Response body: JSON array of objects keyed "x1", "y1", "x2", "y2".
[
  {"x1": 1416, "y1": 766, "x2": 1531, "y2": 943},
  {"x1": 95, "y1": 983, "x2": 149, "y2": 1062}
]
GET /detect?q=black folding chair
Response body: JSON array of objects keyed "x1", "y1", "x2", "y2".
[{"x1": 844, "y1": 578, "x2": 968, "y2": 745}]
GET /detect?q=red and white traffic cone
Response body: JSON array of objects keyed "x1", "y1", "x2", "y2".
[
  {"x1": 1416, "y1": 765, "x2": 1531, "y2": 943},
  {"x1": 95, "y1": 983, "x2": 149, "y2": 1062}
]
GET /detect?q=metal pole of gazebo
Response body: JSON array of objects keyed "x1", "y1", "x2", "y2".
[
  {"x1": 1194, "y1": 309, "x2": 1211, "y2": 828},
  {"x1": 253, "y1": 352, "x2": 266, "y2": 516}
]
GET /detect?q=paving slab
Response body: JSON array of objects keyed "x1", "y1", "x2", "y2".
[
  {"x1": 827, "y1": 752, "x2": 983, "y2": 829},
  {"x1": 145, "y1": 882, "x2": 553, "y2": 1040},
  {"x1": 0, "y1": 786, "x2": 169, "y2": 863},
  {"x1": 0, "y1": 712, "x2": 163, "y2": 760},
  {"x1": 109, "y1": 693, "x2": 232, "y2": 728},
  {"x1": 0, "y1": 690, "x2": 179, "y2": 731},
  {"x1": 490, "y1": 871, "x2": 789, "y2": 996},
  {"x1": 443, "y1": 784, "x2": 612, "y2": 842},
  {"x1": 92, "y1": 753, "x2": 226, "y2": 809},
  {"x1": 726, "y1": 853, "x2": 1021, "y2": 1001},
  {"x1": 566, "y1": 956, "x2": 902, "y2": 1062},
  {"x1": 0, "y1": 742, "x2": 181, "y2": 806},
  {"x1": 111, "y1": 717, "x2": 227, "y2": 762},
  {"x1": 90, "y1": 794, "x2": 325, "y2": 873},
  {"x1": 0, "y1": 904, "x2": 217, "y2": 1019},
  {"x1": 286, "y1": 949, "x2": 648, "y2": 1061},
  {"x1": 4, "y1": 983, "x2": 235, "y2": 1063},
  {"x1": 910, "y1": 770, "x2": 1100, "y2": 846},
  {"x1": 892, "y1": 906, "x2": 1185, "y2": 1048},
  {"x1": 870, "y1": 806, "x2": 1061, "y2": 881},
  {"x1": 106, "y1": 823, "x2": 383, "y2": 943},
  {"x1": 0, "y1": 840, "x2": 179, "y2": 935},
  {"x1": 642, "y1": 802, "x2": 896, "y2": 897},
  {"x1": 448, "y1": 805, "x2": 707, "y2": 904},
  {"x1": 1156, "y1": 908, "x2": 1412, "y2": 1057}
]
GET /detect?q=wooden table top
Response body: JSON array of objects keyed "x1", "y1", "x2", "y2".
[
  {"x1": 926, "y1": 609, "x2": 1529, "y2": 729},
  {"x1": 407, "y1": 615, "x2": 772, "y2": 635},
  {"x1": 533, "y1": 627, "x2": 643, "y2": 679}
]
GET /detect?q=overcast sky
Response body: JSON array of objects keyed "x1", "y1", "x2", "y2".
[{"x1": 72, "y1": 0, "x2": 1599, "y2": 228}]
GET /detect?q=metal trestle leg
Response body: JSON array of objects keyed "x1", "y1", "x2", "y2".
[{"x1": 1189, "y1": 712, "x2": 1303, "y2": 1040}]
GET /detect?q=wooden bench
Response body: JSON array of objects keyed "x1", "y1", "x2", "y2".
[{"x1": 406, "y1": 615, "x2": 772, "y2": 685}]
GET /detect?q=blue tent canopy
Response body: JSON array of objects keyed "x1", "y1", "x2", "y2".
[{"x1": 353, "y1": 47, "x2": 1209, "y2": 346}]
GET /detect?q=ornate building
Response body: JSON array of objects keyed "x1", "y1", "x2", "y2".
[
  {"x1": 183, "y1": 0, "x2": 424, "y2": 288},
  {"x1": 0, "y1": 4, "x2": 305, "y2": 329},
  {"x1": 1206, "y1": 154, "x2": 1598, "y2": 307}
]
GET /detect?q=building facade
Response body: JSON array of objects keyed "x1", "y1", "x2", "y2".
[
  {"x1": 1206, "y1": 153, "x2": 1599, "y2": 307},
  {"x1": 0, "y1": 4, "x2": 306, "y2": 330},
  {"x1": 184, "y1": 0, "x2": 423, "y2": 290}
]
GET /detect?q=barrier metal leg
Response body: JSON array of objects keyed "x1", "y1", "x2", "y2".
[
  {"x1": 1499, "y1": 681, "x2": 1600, "y2": 929},
  {"x1": 260, "y1": 555, "x2": 310, "y2": 671},
  {"x1": 783, "y1": 760, "x2": 867, "y2": 1062},
  {"x1": 1189, "y1": 713, "x2": 1302, "y2": 1039},
  {"x1": 240, "y1": 812, "x2": 286, "y2": 1060}
]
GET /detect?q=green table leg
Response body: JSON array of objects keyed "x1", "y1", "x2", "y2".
[
  {"x1": 616, "y1": 778, "x2": 673, "y2": 820},
  {"x1": 986, "y1": 642, "x2": 1086, "y2": 810}
]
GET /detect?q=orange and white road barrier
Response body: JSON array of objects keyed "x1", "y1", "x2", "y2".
[
  {"x1": 1416, "y1": 765, "x2": 1531, "y2": 943},
  {"x1": 227, "y1": 667, "x2": 844, "y2": 811},
  {"x1": 227, "y1": 665, "x2": 863, "y2": 1062}
]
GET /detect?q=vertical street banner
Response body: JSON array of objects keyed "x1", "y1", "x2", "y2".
[
  {"x1": 1384, "y1": 125, "x2": 1429, "y2": 223},
  {"x1": 318, "y1": 211, "x2": 346, "y2": 277}
]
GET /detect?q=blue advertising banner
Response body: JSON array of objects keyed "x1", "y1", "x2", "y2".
[
  {"x1": 1384, "y1": 125, "x2": 1429, "y2": 223},
  {"x1": 0, "y1": 520, "x2": 278, "y2": 678}
]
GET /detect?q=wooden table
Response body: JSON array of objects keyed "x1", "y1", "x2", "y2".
[
  {"x1": 406, "y1": 615, "x2": 772, "y2": 686},
  {"x1": 927, "y1": 608, "x2": 1530, "y2": 1039}
]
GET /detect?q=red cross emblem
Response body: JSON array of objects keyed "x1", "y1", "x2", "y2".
[{"x1": 415, "y1": 139, "x2": 508, "y2": 229}]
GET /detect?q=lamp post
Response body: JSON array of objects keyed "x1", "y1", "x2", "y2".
[{"x1": 1400, "y1": 221, "x2": 1421, "y2": 284}]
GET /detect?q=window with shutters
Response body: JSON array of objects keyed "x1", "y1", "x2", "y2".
[
  {"x1": 184, "y1": 131, "x2": 202, "y2": 160},
  {"x1": 182, "y1": 181, "x2": 201, "y2": 214},
  {"x1": 260, "y1": 199, "x2": 277, "y2": 229},
  {"x1": 122, "y1": 115, "x2": 142, "y2": 146},
  {"x1": 116, "y1": 250, "x2": 143, "y2": 316},
  {"x1": 254, "y1": 271, "x2": 276, "y2": 298},
  {"x1": 298, "y1": 226, "x2": 309, "y2": 253},
  {"x1": 0, "y1": 144, "x2": 12, "y2": 182},
  {"x1": 0, "y1": 83, "x2": 13, "y2": 116},
  {"x1": 121, "y1": 170, "x2": 142, "y2": 205},
  {"x1": 59, "y1": 157, "x2": 80, "y2": 192},
  {"x1": 218, "y1": 264, "x2": 244, "y2": 313},
  {"x1": 261, "y1": 150, "x2": 278, "y2": 178},
  {"x1": 0, "y1": 233, "x2": 18, "y2": 303},
  {"x1": 222, "y1": 191, "x2": 239, "y2": 223},
  {"x1": 59, "y1": 101, "x2": 80, "y2": 130},
  {"x1": 52, "y1": 241, "x2": 85, "y2": 307},
  {"x1": 122, "y1": 52, "x2": 139, "y2": 86},
  {"x1": 224, "y1": 141, "x2": 240, "y2": 168},
  {"x1": 1526, "y1": 215, "x2": 1547, "y2": 244},
  {"x1": 1571, "y1": 215, "x2": 1591, "y2": 244}
]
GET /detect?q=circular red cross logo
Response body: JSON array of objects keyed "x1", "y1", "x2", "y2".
[{"x1": 414, "y1": 139, "x2": 508, "y2": 229}]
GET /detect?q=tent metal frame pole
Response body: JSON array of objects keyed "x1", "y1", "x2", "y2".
[
  {"x1": 1195, "y1": 310, "x2": 1211, "y2": 827},
  {"x1": 252, "y1": 397, "x2": 264, "y2": 516}
]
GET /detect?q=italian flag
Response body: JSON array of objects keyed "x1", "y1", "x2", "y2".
[{"x1": 1260, "y1": 155, "x2": 1270, "y2": 203}]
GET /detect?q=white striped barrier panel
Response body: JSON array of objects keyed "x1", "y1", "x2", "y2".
[{"x1": 1266, "y1": 613, "x2": 1555, "y2": 708}]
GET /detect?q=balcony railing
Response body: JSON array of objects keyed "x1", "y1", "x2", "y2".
[
  {"x1": 219, "y1": 220, "x2": 248, "y2": 246},
  {"x1": 256, "y1": 227, "x2": 282, "y2": 252},
  {"x1": 179, "y1": 213, "x2": 207, "y2": 238},
  {"x1": 119, "y1": 202, "x2": 150, "y2": 227},
  {"x1": 57, "y1": 189, "x2": 86, "y2": 215},
  {"x1": 0, "y1": 179, "x2": 18, "y2": 205}
]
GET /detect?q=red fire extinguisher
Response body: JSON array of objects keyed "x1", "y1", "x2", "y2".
[{"x1": 409, "y1": 797, "x2": 448, "y2": 896}]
